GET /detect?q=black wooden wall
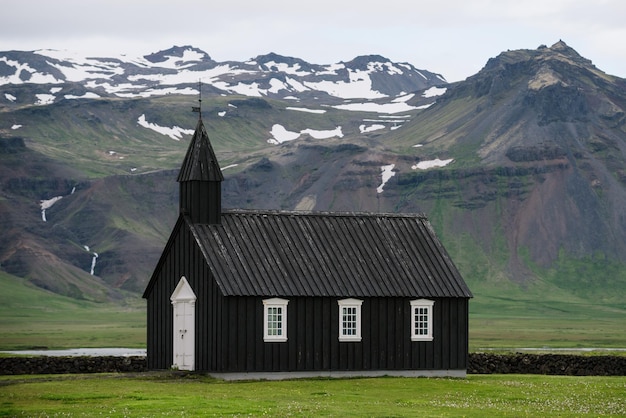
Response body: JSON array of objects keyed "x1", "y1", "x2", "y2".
[
  {"x1": 145, "y1": 218, "x2": 221, "y2": 370},
  {"x1": 211, "y1": 296, "x2": 468, "y2": 373},
  {"x1": 146, "y1": 219, "x2": 469, "y2": 372}
]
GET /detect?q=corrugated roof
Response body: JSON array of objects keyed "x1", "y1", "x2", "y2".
[
  {"x1": 188, "y1": 209, "x2": 472, "y2": 298},
  {"x1": 177, "y1": 118, "x2": 223, "y2": 182}
]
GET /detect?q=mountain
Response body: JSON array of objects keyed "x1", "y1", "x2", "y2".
[
  {"x1": 386, "y1": 41, "x2": 626, "y2": 284},
  {"x1": 0, "y1": 46, "x2": 447, "y2": 300},
  {"x1": 0, "y1": 45, "x2": 444, "y2": 104},
  {"x1": 1, "y1": 41, "x2": 625, "y2": 308}
]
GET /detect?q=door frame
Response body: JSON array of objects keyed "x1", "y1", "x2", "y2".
[{"x1": 170, "y1": 276, "x2": 196, "y2": 371}]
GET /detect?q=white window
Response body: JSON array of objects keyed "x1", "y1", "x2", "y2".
[
  {"x1": 410, "y1": 299, "x2": 434, "y2": 341},
  {"x1": 263, "y1": 298, "x2": 289, "y2": 342},
  {"x1": 338, "y1": 298, "x2": 363, "y2": 342}
]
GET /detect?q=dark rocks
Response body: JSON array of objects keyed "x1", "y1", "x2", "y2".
[
  {"x1": 0, "y1": 356, "x2": 146, "y2": 375},
  {"x1": 0, "y1": 137, "x2": 26, "y2": 153},
  {"x1": 469, "y1": 353, "x2": 626, "y2": 376},
  {"x1": 1, "y1": 354, "x2": 625, "y2": 376},
  {"x1": 506, "y1": 144, "x2": 567, "y2": 162}
]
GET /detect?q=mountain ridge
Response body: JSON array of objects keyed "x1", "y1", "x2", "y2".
[
  {"x1": 1, "y1": 41, "x2": 626, "y2": 309},
  {"x1": 0, "y1": 46, "x2": 445, "y2": 105}
]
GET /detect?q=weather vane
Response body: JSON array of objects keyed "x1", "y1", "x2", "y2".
[{"x1": 192, "y1": 79, "x2": 202, "y2": 119}]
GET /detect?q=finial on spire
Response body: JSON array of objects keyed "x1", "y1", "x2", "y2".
[{"x1": 192, "y1": 79, "x2": 202, "y2": 119}]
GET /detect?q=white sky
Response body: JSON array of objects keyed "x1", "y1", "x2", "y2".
[{"x1": 1, "y1": 0, "x2": 625, "y2": 82}]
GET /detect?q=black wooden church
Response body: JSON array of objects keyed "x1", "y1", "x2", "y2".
[{"x1": 143, "y1": 116, "x2": 472, "y2": 379}]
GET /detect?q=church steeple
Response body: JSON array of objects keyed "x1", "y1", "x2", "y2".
[{"x1": 177, "y1": 117, "x2": 223, "y2": 224}]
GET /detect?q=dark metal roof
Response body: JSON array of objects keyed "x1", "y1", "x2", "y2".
[
  {"x1": 177, "y1": 118, "x2": 223, "y2": 182},
  {"x1": 188, "y1": 209, "x2": 472, "y2": 298}
]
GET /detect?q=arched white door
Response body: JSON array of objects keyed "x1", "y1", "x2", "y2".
[{"x1": 170, "y1": 276, "x2": 196, "y2": 371}]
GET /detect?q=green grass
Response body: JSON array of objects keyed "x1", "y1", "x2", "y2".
[
  {"x1": 15, "y1": 94, "x2": 376, "y2": 179},
  {"x1": 1, "y1": 373, "x2": 625, "y2": 417},
  {"x1": 2, "y1": 268, "x2": 626, "y2": 351},
  {"x1": 469, "y1": 281, "x2": 626, "y2": 350},
  {"x1": 0, "y1": 272, "x2": 144, "y2": 350}
]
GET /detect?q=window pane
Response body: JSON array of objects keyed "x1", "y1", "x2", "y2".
[
  {"x1": 267, "y1": 306, "x2": 283, "y2": 336},
  {"x1": 414, "y1": 306, "x2": 429, "y2": 336},
  {"x1": 342, "y1": 306, "x2": 357, "y2": 335}
]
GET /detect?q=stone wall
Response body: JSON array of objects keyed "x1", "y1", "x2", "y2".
[
  {"x1": 1, "y1": 354, "x2": 625, "y2": 375},
  {"x1": 469, "y1": 353, "x2": 626, "y2": 376},
  {"x1": 0, "y1": 356, "x2": 146, "y2": 375}
]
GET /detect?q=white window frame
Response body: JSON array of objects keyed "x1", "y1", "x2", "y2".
[
  {"x1": 263, "y1": 298, "x2": 289, "y2": 342},
  {"x1": 338, "y1": 298, "x2": 363, "y2": 342},
  {"x1": 410, "y1": 299, "x2": 434, "y2": 341}
]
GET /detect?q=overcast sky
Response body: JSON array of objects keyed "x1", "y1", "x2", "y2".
[{"x1": 2, "y1": 0, "x2": 624, "y2": 82}]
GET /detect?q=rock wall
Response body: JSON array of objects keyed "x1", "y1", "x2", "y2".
[
  {"x1": 469, "y1": 353, "x2": 626, "y2": 376},
  {"x1": 1, "y1": 354, "x2": 624, "y2": 375},
  {"x1": 0, "y1": 356, "x2": 146, "y2": 375}
]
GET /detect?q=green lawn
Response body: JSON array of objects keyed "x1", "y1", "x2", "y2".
[
  {"x1": 0, "y1": 272, "x2": 145, "y2": 350},
  {"x1": 1, "y1": 373, "x2": 625, "y2": 417},
  {"x1": 2, "y1": 270, "x2": 626, "y2": 351}
]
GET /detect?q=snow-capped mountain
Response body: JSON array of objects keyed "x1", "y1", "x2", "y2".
[
  {"x1": 0, "y1": 45, "x2": 447, "y2": 109},
  {"x1": 2, "y1": 40, "x2": 626, "y2": 318}
]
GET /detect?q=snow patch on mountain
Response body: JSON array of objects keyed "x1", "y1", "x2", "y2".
[
  {"x1": 0, "y1": 57, "x2": 61, "y2": 84},
  {"x1": 423, "y1": 86, "x2": 447, "y2": 97},
  {"x1": 5, "y1": 93, "x2": 16, "y2": 102},
  {"x1": 40, "y1": 196, "x2": 63, "y2": 222},
  {"x1": 148, "y1": 48, "x2": 206, "y2": 69},
  {"x1": 360, "y1": 115, "x2": 411, "y2": 131},
  {"x1": 377, "y1": 164, "x2": 395, "y2": 193},
  {"x1": 302, "y1": 127, "x2": 344, "y2": 139},
  {"x1": 129, "y1": 64, "x2": 248, "y2": 85},
  {"x1": 287, "y1": 107, "x2": 326, "y2": 114},
  {"x1": 412, "y1": 158, "x2": 454, "y2": 170},
  {"x1": 11, "y1": 124, "x2": 22, "y2": 130},
  {"x1": 333, "y1": 101, "x2": 417, "y2": 114},
  {"x1": 35, "y1": 94, "x2": 55, "y2": 105},
  {"x1": 137, "y1": 114, "x2": 194, "y2": 140},
  {"x1": 304, "y1": 69, "x2": 386, "y2": 99},
  {"x1": 268, "y1": 124, "x2": 343, "y2": 144},
  {"x1": 262, "y1": 61, "x2": 311, "y2": 76},
  {"x1": 286, "y1": 77, "x2": 309, "y2": 92},
  {"x1": 268, "y1": 124, "x2": 300, "y2": 144},
  {"x1": 65, "y1": 92, "x2": 101, "y2": 99},
  {"x1": 360, "y1": 124, "x2": 385, "y2": 133},
  {"x1": 317, "y1": 63, "x2": 345, "y2": 75}
]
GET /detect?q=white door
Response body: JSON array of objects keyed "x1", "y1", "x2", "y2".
[{"x1": 171, "y1": 276, "x2": 196, "y2": 371}]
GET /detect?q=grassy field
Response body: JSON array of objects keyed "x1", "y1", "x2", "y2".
[
  {"x1": 0, "y1": 272, "x2": 145, "y2": 350},
  {"x1": 1, "y1": 373, "x2": 625, "y2": 417},
  {"x1": 469, "y1": 288, "x2": 626, "y2": 350},
  {"x1": 2, "y1": 270, "x2": 626, "y2": 351}
]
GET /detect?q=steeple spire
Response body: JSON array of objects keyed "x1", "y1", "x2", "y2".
[{"x1": 177, "y1": 101, "x2": 223, "y2": 224}]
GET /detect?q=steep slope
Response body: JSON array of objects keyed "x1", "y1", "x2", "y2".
[
  {"x1": 0, "y1": 136, "x2": 178, "y2": 297},
  {"x1": 0, "y1": 137, "x2": 120, "y2": 300},
  {"x1": 378, "y1": 41, "x2": 626, "y2": 292}
]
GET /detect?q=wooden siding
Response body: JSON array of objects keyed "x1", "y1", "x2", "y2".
[
  {"x1": 210, "y1": 296, "x2": 468, "y2": 373},
  {"x1": 145, "y1": 217, "x2": 223, "y2": 370},
  {"x1": 188, "y1": 210, "x2": 472, "y2": 298},
  {"x1": 179, "y1": 182, "x2": 221, "y2": 224}
]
